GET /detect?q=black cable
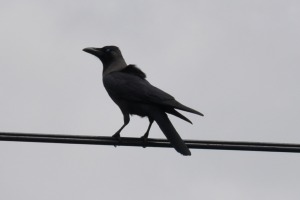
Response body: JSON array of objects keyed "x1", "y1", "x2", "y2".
[{"x1": 1, "y1": 131, "x2": 300, "y2": 153}]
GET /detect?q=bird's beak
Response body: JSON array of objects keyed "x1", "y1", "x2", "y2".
[
  {"x1": 83, "y1": 47, "x2": 104, "y2": 57},
  {"x1": 83, "y1": 47, "x2": 97, "y2": 54}
]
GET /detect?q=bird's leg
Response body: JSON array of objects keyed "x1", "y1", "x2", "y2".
[
  {"x1": 141, "y1": 118, "x2": 154, "y2": 148},
  {"x1": 112, "y1": 114, "x2": 130, "y2": 146}
]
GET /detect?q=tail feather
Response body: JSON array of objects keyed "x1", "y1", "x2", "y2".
[{"x1": 154, "y1": 111, "x2": 191, "y2": 156}]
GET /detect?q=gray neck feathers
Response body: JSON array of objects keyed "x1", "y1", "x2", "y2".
[{"x1": 103, "y1": 57, "x2": 127, "y2": 76}]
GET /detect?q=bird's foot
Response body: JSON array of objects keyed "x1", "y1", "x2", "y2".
[
  {"x1": 112, "y1": 132, "x2": 121, "y2": 147},
  {"x1": 140, "y1": 134, "x2": 149, "y2": 148}
]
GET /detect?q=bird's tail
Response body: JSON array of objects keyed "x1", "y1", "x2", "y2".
[{"x1": 154, "y1": 111, "x2": 191, "y2": 156}]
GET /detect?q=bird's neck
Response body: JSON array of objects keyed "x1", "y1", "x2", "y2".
[{"x1": 103, "y1": 58, "x2": 127, "y2": 76}]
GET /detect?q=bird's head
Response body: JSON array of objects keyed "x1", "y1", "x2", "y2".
[{"x1": 83, "y1": 46, "x2": 127, "y2": 75}]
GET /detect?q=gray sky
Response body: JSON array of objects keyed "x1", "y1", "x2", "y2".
[{"x1": 1, "y1": 1, "x2": 300, "y2": 199}]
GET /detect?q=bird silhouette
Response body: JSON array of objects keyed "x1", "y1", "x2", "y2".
[{"x1": 83, "y1": 46, "x2": 203, "y2": 155}]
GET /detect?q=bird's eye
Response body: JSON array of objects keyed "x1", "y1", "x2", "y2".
[{"x1": 105, "y1": 48, "x2": 111, "y2": 53}]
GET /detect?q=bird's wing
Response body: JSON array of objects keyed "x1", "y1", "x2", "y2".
[
  {"x1": 103, "y1": 72, "x2": 174, "y2": 103},
  {"x1": 103, "y1": 72, "x2": 203, "y2": 116}
]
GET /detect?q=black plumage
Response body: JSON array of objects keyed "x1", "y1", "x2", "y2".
[{"x1": 83, "y1": 46, "x2": 203, "y2": 155}]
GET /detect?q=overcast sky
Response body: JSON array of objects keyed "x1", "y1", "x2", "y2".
[{"x1": 1, "y1": 1, "x2": 300, "y2": 199}]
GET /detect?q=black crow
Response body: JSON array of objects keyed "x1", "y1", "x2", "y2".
[{"x1": 83, "y1": 46, "x2": 203, "y2": 155}]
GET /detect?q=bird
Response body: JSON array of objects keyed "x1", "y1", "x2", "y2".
[{"x1": 83, "y1": 46, "x2": 203, "y2": 155}]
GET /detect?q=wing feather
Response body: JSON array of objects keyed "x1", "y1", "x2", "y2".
[{"x1": 103, "y1": 72, "x2": 203, "y2": 116}]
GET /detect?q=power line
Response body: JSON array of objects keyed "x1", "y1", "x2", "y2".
[{"x1": 0, "y1": 131, "x2": 300, "y2": 153}]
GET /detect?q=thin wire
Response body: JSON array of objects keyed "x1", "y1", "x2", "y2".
[{"x1": 1, "y1": 131, "x2": 300, "y2": 153}]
